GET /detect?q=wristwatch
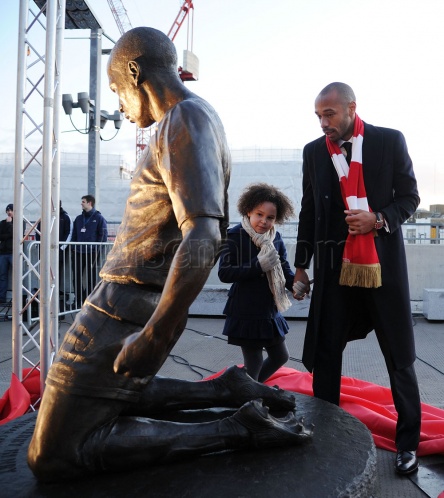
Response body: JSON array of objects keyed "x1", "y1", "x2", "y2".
[{"x1": 374, "y1": 212, "x2": 385, "y2": 230}]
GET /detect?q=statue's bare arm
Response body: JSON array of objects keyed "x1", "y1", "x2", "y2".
[{"x1": 113, "y1": 216, "x2": 221, "y2": 380}]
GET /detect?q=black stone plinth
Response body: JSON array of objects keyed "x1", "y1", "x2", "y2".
[{"x1": 0, "y1": 393, "x2": 376, "y2": 498}]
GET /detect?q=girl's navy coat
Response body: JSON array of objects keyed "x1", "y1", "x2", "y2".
[{"x1": 218, "y1": 224, "x2": 294, "y2": 341}]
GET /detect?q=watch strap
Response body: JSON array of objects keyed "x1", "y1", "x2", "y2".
[{"x1": 374, "y1": 212, "x2": 384, "y2": 230}]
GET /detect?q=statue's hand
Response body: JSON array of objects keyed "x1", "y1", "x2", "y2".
[{"x1": 113, "y1": 331, "x2": 157, "y2": 381}]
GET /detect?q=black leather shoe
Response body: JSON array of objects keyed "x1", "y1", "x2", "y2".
[{"x1": 395, "y1": 450, "x2": 418, "y2": 475}]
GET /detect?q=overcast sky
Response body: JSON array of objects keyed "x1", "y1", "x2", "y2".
[{"x1": 1, "y1": 0, "x2": 443, "y2": 209}]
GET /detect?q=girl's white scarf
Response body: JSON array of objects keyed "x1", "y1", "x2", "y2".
[{"x1": 241, "y1": 216, "x2": 291, "y2": 312}]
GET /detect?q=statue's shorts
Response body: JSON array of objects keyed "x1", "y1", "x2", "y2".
[{"x1": 46, "y1": 280, "x2": 162, "y2": 402}]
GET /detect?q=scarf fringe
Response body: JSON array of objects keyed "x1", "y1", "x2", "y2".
[{"x1": 340, "y1": 262, "x2": 382, "y2": 288}]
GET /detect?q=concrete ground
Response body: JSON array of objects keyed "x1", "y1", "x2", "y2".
[{"x1": 1, "y1": 311, "x2": 444, "y2": 497}]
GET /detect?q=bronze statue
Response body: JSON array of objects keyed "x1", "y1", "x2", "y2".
[{"x1": 27, "y1": 27, "x2": 312, "y2": 482}]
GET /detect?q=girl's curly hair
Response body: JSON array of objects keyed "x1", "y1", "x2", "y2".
[{"x1": 237, "y1": 183, "x2": 295, "y2": 225}]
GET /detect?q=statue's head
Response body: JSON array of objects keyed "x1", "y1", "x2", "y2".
[
  {"x1": 108, "y1": 27, "x2": 177, "y2": 78},
  {"x1": 107, "y1": 27, "x2": 179, "y2": 128}
]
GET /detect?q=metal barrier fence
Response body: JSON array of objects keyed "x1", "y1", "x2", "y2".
[
  {"x1": 229, "y1": 221, "x2": 443, "y2": 244},
  {"x1": 228, "y1": 221, "x2": 298, "y2": 243},
  {"x1": 24, "y1": 241, "x2": 114, "y2": 327},
  {"x1": 23, "y1": 220, "x2": 442, "y2": 326}
]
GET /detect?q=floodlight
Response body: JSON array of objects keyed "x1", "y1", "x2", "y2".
[
  {"x1": 100, "y1": 110, "x2": 109, "y2": 129},
  {"x1": 111, "y1": 111, "x2": 124, "y2": 130},
  {"x1": 62, "y1": 94, "x2": 74, "y2": 115},
  {"x1": 77, "y1": 92, "x2": 90, "y2": 114}
]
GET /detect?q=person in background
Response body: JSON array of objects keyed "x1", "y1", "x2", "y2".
[
  {"x1": 71, "y1": 195, "x2": 107, "y2": 307},
  {"x1": 37, "y1": 201, "x2": 73, "y2": 306},
  {"x1": 0, "y1": 204, "x2": 14, "y2": 304},
  {"x1": 36, "y1": 200, "x2": 73, "y2": 269},
  {"x1": 58, "y1": 200, "x2": 73, "y2": 251},
  {"x1": 218, "y1": 183, "x2": 296, "y2": 382},
  {"x1": 294, "y1": 81, "x2": 421, "y2": 475},
  {"x1": 58, "y1": 200, "x2": 73, "y2": 304}
]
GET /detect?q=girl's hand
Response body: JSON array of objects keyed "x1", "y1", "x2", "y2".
[{"x1": 257, "y1": 249, "x2": 280, "y2": 272}]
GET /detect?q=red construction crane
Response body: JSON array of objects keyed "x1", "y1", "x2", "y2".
[
  {"x1": 168, "y1": 0, "x2": 193, "y2": 41},
  {"x1": 107, "y1": 0, "x2": 132, "y2": 35},
  {"x1": 107, "y1": 0, "x2": 198, "y2": 162},
  {"x1": 169, "y1": 1, "x2": 199, "y2": 82}
]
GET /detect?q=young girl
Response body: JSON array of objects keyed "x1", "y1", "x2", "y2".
[{"x1": 218, "y1": 183, "x2": 296, "y2": 382}]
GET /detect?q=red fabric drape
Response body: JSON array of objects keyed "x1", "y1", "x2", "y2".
[{"x1": 0, "y1": 368, "x2": 40, "y2": 426}]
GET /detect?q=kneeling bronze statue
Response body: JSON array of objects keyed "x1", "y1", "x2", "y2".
[{"x1": 27, "y1": 27, "x2": 312, "y2": 482}]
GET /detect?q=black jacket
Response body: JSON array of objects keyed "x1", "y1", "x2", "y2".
[
  {"x1": 0, "y1": 219, "x2": 13, "y2": 255},
  {"x1": 295, "y1": 122, "x2": 419, "y2": 371},
  {"x1": 71, "y1": 208, "x2": 107, "y2": 253},
  {"x1": 219, "y1": 224, "x2": 294, "y2": 320}
]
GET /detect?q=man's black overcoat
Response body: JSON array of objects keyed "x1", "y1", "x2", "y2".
[{"x1": 295, "y1": 122, "x2": 419, "y2": 371}]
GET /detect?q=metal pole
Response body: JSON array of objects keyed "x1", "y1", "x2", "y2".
[
  {"x1": 49, "y1": 0, "x2": 67, "y2": 360},
  {"x1": 88, "y1": 28, "x2": 102, "y2": 203},
  {"x1": 12, "y1": 0, "x2": 29, "y2": 379},
  {"x1": 39, "y1": 0, "x2": 58, "y2": 389}
]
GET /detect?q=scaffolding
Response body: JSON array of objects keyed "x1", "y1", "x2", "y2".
[
  {"x1": 13, "y1": 0, "x2": 66, "y2": 401},
  {"x1": 11, "y1": 0, "x2": 197, "y2": 405},
  {"x1": 13, "y1": 0, "x2": 105, "y2": 404}
]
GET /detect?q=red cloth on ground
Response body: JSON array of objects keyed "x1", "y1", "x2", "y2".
[
  {"x1": 0, "y1": 368, "x2": 40, "y2": 426},
  {"x1": 0, "y1": 374, "x2": 30, "y2": 426},
  {"x1": 206, "y1": 366, "x2": 444, "y2": 457}
]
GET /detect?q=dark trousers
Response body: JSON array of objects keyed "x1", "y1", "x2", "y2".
[
  {"x1": 0, "y1": 253, "x2": 13, "y2": 302},
  {"x1": 312, "y1": 280, "x2": 421, "y2": 451},
  {"x1": 72, "y1": 250, "x2": 100, "y2": 307}
]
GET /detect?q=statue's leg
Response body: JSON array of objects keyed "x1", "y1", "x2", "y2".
[
  {"x1": 84, "y1": 399, "x2": 313, "y2": 473},
  {"x1": 123, "y1": 366, "x2": 296, "y2": 416}
]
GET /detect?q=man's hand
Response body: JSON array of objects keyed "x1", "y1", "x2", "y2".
[
  {"x1": 344, "y1": 209, "x2": 376, "y2": 235},
  {"x1": 292, "y1": 268, "x2": 311, "y2": 300}
]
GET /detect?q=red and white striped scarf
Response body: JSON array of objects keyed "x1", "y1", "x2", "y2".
[{"x1": 326, "y1": 114, "x2": 382, "y2": 288}]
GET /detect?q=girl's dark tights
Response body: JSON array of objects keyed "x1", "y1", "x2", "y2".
[{"x1": 241, "y1": 341, "x2": 289, "y2": 383}]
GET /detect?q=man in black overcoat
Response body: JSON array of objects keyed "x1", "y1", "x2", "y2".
[{"x1": 294, "y1": 82, "x2": 421, "y2": 475}]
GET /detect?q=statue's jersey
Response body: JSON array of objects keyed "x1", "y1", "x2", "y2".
[{"x1": 100, "y1": 96, "x2": 231, "y2": 286}]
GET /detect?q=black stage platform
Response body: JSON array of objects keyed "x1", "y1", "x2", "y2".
[{"x1": 0, "y1": 393, "x2": 376, "y2": 498}]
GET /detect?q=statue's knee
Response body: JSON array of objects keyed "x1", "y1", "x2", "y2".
[
  {"x1": 27, "y1": 441, "x2": 78, "y2": 482},
  {"x1": 27, "y1": 445, "x2": 54, "y2": 482}
]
